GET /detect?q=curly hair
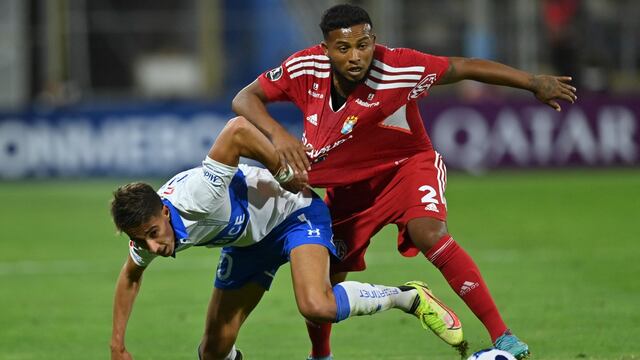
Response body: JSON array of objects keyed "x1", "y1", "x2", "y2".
[{"x1": 319, "y1": 4, "x2": 372, "y2": 38}]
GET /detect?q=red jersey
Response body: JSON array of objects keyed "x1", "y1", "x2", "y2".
[{"x1": 258, "y1": 44, "x2": 449, "y2": 187}]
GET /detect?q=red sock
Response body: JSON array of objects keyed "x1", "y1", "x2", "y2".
[
  {"x1": 425, "y1": 235, "x2": 507, "y2": 342},
  {"x1": 306, "y1": 321, "x2": 332, "y2": 358}
]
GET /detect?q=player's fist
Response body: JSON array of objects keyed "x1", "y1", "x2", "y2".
[{"x1": 271, "y1": 127, "x2": 311, "y2": 176}]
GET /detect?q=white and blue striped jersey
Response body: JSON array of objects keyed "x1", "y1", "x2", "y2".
[{"x1": 129, "y1": 156, "x2": 315, "y2": 267}]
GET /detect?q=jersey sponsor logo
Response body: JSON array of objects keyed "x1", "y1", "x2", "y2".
[
  {"x1": 266, "y1": 66, "x2": 283, "y2": 81},
  {"x1": 355, "y1": 98, "x2": 380, "y2": 108},
  {"x1": 203, "y1": 169, "x2": 224, "y2": 187},
  {"x1": 340, "y1": 115, "x2": 358, "y2": 135},
  {"x1": 367, "y1": 93, "x2": 375, "y2": 100},
  {"x1": 303, "y1": 133, "x2": 353, "y2": 163},
  {"x1": 313, "y1": 83, "x2": 319, "y2": 90},
  {"x1": 307, "y1": 89, "x2": 324, "y2": 99},
  {"x1": 306, "y1": 114, "x2": 318, "y2": 126},
  {"x1": 408, "y1": 73, "x2": 437, "y2": 99}
]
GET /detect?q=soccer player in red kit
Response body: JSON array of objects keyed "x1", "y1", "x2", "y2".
[{"x1": 232, "y1": 4, "x2": 576, "y2": 359}]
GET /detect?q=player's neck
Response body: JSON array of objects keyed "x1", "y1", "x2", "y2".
[{"x1": 332, "y1": 73, "x2": 359, "y2": 98}]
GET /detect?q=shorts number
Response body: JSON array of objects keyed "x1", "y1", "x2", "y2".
[
  {"x1": 418, "y1": 185, "x2": 439, "y2": 204},
  {"x1": 216, "y1": 253, "x2": 233, "y2": 281}
]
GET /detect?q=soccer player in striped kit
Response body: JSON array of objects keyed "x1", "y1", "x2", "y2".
[
  {"x1": 233, "y1": 4, "x2": 577, "y2": 359},
  {"x1": 109, "y1": 117, "x2": 464, "y2": 360}
]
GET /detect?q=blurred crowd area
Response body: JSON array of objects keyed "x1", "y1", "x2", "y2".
[{"x1": 1, "y1": 0, "x2": 639, "y2": 109}]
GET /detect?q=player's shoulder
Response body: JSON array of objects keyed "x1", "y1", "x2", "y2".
[
  {"x1": 374, "y1": 44, "x2": 437, "y2": 67},
  {"x1": 281, "y1": 45, "x2": 329, "y2": 76},
  {"x1": 284, "y1": 44, "x2": 326, "y2": 63}
]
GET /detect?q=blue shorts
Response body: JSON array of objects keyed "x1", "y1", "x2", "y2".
[{"x1": 214, "y1": 195, "x2": 337, "y2": 290}]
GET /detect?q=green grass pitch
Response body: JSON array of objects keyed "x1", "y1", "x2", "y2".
[{"x1": 1, "y1": 169, "x2": 639, "y2": 359}]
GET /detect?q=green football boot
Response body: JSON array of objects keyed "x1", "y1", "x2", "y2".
[{"x1": 404, "y1": 281, "x2": 468, "y2": 355}]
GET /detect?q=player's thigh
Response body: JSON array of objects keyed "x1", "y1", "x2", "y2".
[
  {"x1": 393, "y1": 151, "x2": 450, "y2": 255},
  {"x1": 203, "y1": 283, "x2": 265, "y2": 341},
  {"x1": 290, "y1": 244, "x2": 332, "y2": 299}
]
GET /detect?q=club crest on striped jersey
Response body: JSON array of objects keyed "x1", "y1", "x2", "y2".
[
  {"x1": 266, "y1": 66, "x2": 283, "y2": 81},
  {"x1": 408, "y1": 73, "x2": 437, "y2": 99},
  {"x1": 341, "y1": 115, "x2": 358, "y2": 135}
]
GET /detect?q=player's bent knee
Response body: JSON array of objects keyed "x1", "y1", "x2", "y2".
[
  {"x1": 297, "y1": 296, "x2": 335, "y2": 323},
  {"x1": 407, "y1": 218, "x2": 448, "y2": 251}
]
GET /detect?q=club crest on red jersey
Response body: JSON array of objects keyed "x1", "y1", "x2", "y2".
[
  {"x1": 408, "y1": 73, "x2": 437, "y2": 99},
  {"x1": 341, "y1": 115, "x2": 358, "y2": 135},
  {"x1": 266, "y1": 66, "x2": 283, "y2": 81}
]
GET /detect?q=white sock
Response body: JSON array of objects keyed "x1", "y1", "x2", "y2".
[
  {"x1": 198, "y1": 344, "x2": 237, "y2": 360},
  {"x1": 332, "y1": 281, "x2": 417, "y2": 322},
  {"x1": 223, "y1": 345, "x2": 237, "y2": 360}
]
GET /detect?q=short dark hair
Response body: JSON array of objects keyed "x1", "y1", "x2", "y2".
[
  {"x1": 110, "y1": 182, "x2": 163, "y2": 232},
  {"x1": 319, "y1": 4, "x2": 372, "y2": 38}
]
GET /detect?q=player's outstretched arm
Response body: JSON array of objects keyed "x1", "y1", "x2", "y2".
[
  {"x1": 232, "y1": 80, "x2": 311, "y2": 175},
  {"x1": 438, "y1": 57, "x2": 578, "y2": 111},
  {"x1": 209, "y1": 116, "x2": 307, "y2": 193},
  {"x1": 111, "y1": 256, "x2": 146, "y2": 360}
]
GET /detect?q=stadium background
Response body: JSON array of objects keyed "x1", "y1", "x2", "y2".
[{"x1": 1, "y1": 0, "x2": 638, "y2": 359}]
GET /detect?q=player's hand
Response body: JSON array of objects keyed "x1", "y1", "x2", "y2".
[
  {"x1": 280, "y1": 171, "x2": 309, "y2": 193},
  {"x1": 530, "y1": 75, "x2": 577, "y2": 111},
  {"x1": 271, "y1": 127, "x2": 311, "y2": 177}
]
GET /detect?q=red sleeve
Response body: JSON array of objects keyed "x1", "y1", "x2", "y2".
[
  {"x1": 257, "y1": 64, "x2": 293, "y2": 102},
  {"x1": 404, "y1": 49, "x2": 450, "y2": 100},
  {"x1": 256, "y1": 46, "x2": 325, "y2": 106}
]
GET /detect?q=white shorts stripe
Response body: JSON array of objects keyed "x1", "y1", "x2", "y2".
[
  {"x1": 434, "y1": 152, "x2": 444, "y2": 206},
  {"x1": 441, "y1": 157, "x2": 448, "y2": 207},
  {"x1": 434, "y1": 151, "x2": 447, "y2": 206}
]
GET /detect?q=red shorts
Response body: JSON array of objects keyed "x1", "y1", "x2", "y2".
[{"x1": 326, "y1": 150, "x2": 448, "y2": 273}]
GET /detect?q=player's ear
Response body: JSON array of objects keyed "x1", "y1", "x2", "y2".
[
  {"x1": 162, "y1": 205, "x2": 170, "y2": 218},
  {"x1": 321, "y1": 41, "x2": 329, "y2": 56}
]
